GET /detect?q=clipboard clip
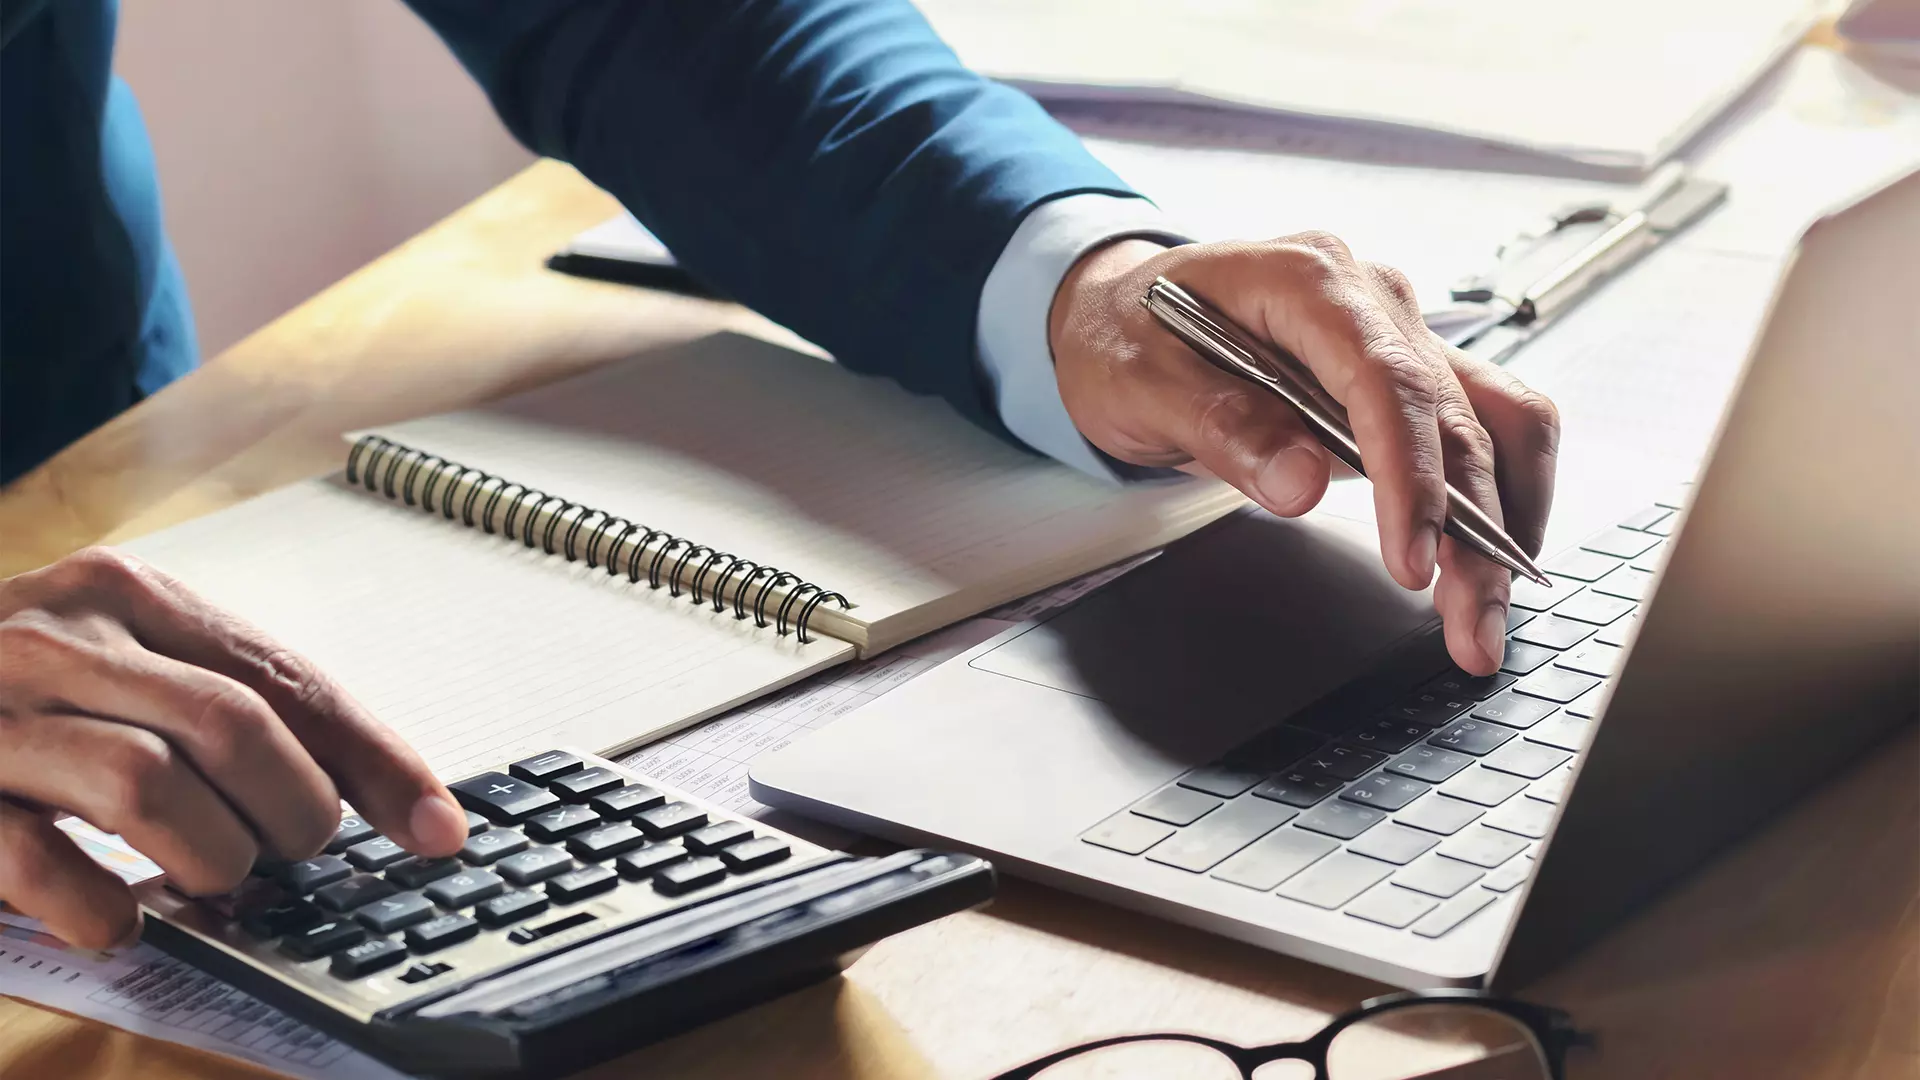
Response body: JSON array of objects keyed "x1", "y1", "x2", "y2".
[{"x1": 1442, "y1": 163, "x2": 1727, "y2": 344}]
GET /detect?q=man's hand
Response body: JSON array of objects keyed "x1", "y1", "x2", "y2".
[
  {"x1": 0, "y1": 549, "x2": 468, "y2": 949},
  {"x1": 1050, "y1": 235, "x2": 1560, "y2": 676}
]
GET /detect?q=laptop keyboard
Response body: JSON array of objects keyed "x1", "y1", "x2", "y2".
[{"x1": 1080, "y1": 493, "x2": 1686, "y2": 939}]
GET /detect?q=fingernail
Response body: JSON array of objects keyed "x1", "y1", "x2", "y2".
[
  {"x1": 110, "y1": 910, "x2": 146, "y2": 952},
  {"x1": 1408, "y1": 524, "x2": 1440, "y2": 584},
  {"x1": 1476, "y1": 606, "x2": 1508, "y2": 669},
  {"x1": 1254, "y1": 445, "x2": 1321, "y2": 516},
  {"x1": 410, "y1": 794, "x2": 467, "y2": 853}
]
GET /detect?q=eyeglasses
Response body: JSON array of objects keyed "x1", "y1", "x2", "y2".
[{"x1": 989, "y1": 989, "x2": 1592, "y2": 1080}]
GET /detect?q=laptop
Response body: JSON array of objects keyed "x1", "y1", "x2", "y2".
[{"x1": 749, "y1": 172, "x2": 1919, "y2": 989}]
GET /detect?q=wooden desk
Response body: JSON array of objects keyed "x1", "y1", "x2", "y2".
[{"x1": 1, "y1": 161, "x2": 1914, "y2": 1080}]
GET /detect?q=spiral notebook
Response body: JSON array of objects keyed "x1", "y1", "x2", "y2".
[{"x1": 121, "y1": 333, "x2": 1243, "y2": 776}]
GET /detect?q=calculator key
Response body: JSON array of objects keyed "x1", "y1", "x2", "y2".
[
  {"x1": 345, "y1": 836, "x2": 410, "y2": 872},
  {"x1": 279, "y1": 856, "x2": 352, "y2": 895},
  {"x1": 405, "y1": 913, "x2": 480, "y2": 953},
  {"x1": 450, "y1": 772, "x2": 561, "y2": 823},
  {"x1": 1392, "y1": 854, "x2": 1485, "y2": 898},
  {"x1": 1080, "y1": 813, "x2": 1176, "y2": 856},
  {"x1": 1344, "y1": 822, "x2": 1441, "y2": 865},
  {"x1": 1293, "y1": 800, "x2": 1386, "y2": 841},
  {"x1": 550, "y1": 767, "x2": 625, "y2": 803},
  {"x1": 426, "y1": 869, "x2": 506, "y2": 909},
  {"x1": 1386, "y1": 746, "x2": 1474, "y2": 784},
  {"x1": 1513, "y1": 667, "x2": 1602, "y2": 704},
  {"x1": 1482, "y1": 741, "x2": 1573, "y2": 780},
  {"x1": 1579, "y1": 527, "x2": 1661, "y2": 559},
  {"x1": 506, "y1": 912, "x2": 598, "y2": 946},
  {"x1": 1297, "y1": 744, "x2": 1388, "y2": 781},
  {"x1": 1551, "y1": 590, "x2": 1636, "y2": 626},
  {"x1": 1346, "y1": 884, "x2": 1440, "y2": 929},
  {"x1": 1469, "y1": 691, "x2": 1559, "y2": 730},
  {"x1": 1421, "y1": 668, "x2": 1517, "y2": 702},
  {"x1": 1497, "y1": 641, "x2": 1560, "y2": 676},
  {"x1": 683, "y1": 820, "x2": 756, "y2": 853},
  {"x1": 1340, "y1": 772, "x2": 1430, "y2": 811},
  {"x1": 240, "y1": 900, "x2": 324, "y2": 940},
  {"x1": 460, "y1": 829, "x2": 531, "y2": 865},
  {"x1": 1510, "y1": 576, "x2": 1580, "y2": 611},
  {"x1": 281, "y1": 920, "x2": 368, "y2": 960},
  {"x1": 330, "y1": 937, "x2": 408, "y2": 979},
  {"x1": 1176, "y1": 765, "x2": 1265, "y2": 799},
  {"x1": 1438, "y1": 826, "x2": 1530, "y2": 868},
  {"x1": 1439, "y1": 767, "x2": 1530, "y2": 808},
  {"x1": 1275, "y1": 851, "x2": 1395, "y2": 910},
  {"x1": 1556, "y1": 642, "x2": 1623, "y2": 678},
  {"x1": 398, "y1": 962, "x2": 452, "y2": 984},
  {"x1": 1591, "y1": 566, "x2": 1655, "y2": 602},
  {"x1": 508, "y1": 751, "x2": 584, "y2": 784},
  {"x1": 1393, "y1": 794, "x2": 1484, "y2": 836},
  {"x1": 325, "y1": 816, "x2": 377, "y2": 854},
  {"x1": 474, "y1": 889, "x2": 550, "y2": 928},
  {"x1": 1510, "y1": 615, "x2": 1595, "y2": 651},
  {"x1": 635, "y1": 801, "x2": 709, "y2": 839},
  {"x1": 568, "y1": 823, "x2": 649, "y2": 861},
  {"x1": 1343, "y1": 719, "x2": 1429, "y2": 753},
  {"x1": 545, "y1": 864, "x2": 620, "y2": 903},
  {"x1": 1145, "y1": 797, "x2": 1296, "y2": 873},
  {"x1": 590, "y1": 784, "x2": 667, "y2": 820},
  {"x1": 497, "y1": 847, "x2": 575, "y2": 886},
  {"x1": 354, "y1": 892, "x2": 437, "y2": 934},
  {"x1": 524, "y1": 803, "x2": 604, "y2": 842},
  {"x1": 1542, "y1": 549, "x2": 1623, "y2": 582},
  {"x1": 1411, "y1": 888, "x2": 1499, "y2": 938},
  {"x1": 1211, "y1": 828, "x2": 1337, "y2": 892},
  {"x1": 616, "y1": 844, "x2": 693, "y2": 879},
  {"x1": 719, "y1": 837, "x2": 792, "y2": 872},
  {"x1": 1250, "y1": 770, "x2": 1342, "y2": 808},
  {"x1": 386, "y1": 857, "x2": 463, "y2": 890},
  {"x1": 314, "y1": 875, "x2": 397, "y2": 913},
  {"x1": 1485, "y1": 797, "x2": 1556, "y2": 840},
  {"x1": 462, "y1": 810, "x2": 490, "y2": 837},
  {"x1": 654, "y1": 856, "x2": 728, "y2": 896},
  {"x1": 1129, "y1": 786, "x2": 1222, "y2": 826},
  {"x1": 1426, "y1": 719, "x2": 1516, "y2": 756}
]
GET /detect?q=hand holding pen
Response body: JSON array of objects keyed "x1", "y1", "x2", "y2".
[{"x1": 1046, "y1": 234, "x2": 1560, "y2": 677}]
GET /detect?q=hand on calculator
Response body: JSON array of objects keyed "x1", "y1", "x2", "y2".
[{"x1": 0, "y1": 548, "x2": 468, "y2": 950}]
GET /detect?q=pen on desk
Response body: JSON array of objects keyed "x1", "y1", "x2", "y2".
[{"x1": 1141, "y1": 276, "x2": 1552, "y2": 588}]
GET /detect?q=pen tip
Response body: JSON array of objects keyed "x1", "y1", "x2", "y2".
[{"x1": 1531, "y1": 572, "x2": 1554, "y2": 587}]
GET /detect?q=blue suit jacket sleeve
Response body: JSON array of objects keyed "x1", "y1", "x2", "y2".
[{"x1": 405, "y1": 0, "x2": 1140, "y2": 438}]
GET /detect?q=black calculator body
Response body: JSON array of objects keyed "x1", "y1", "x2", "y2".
[{"x1": 138, "y1": 749, "x2": 995, "y2": 1079}]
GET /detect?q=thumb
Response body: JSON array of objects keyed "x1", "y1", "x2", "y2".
[{"x1": 1163, "y1": 358, "x2": 1334, "y2": 518}]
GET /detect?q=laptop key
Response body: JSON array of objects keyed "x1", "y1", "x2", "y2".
[
  {"x1": 1563, "y1": 683, "x2": 1607, "y2": 718},
  {"x1": 1178, "y1": 765, "x2": 1265, "y2": 799},
  {"x1": 1470, "y1": 691, "x2": 1558, "y2": 730},
  {"x1": 1394, "y1": 794, "x2": 1484, "y2": 836},
  {"x1": 1528, "y1": 770, "x2": 1575, "y2": 804},
  {"x1": 1438, "y1": 767, "x2": 1529, "y2": 808},
  {"x1": 1345, "y1": 884, "x2": 1440, "y2": 929},
  {"x1": 1579, "y1": 527, "x2": 1661, "y2": 559},
  {"x1": 1557, "y1": 642, "x2": 1623, "y2": 678},
  {"x1": 1411, "y1": 888, "x2": 1499, "y2": 938},
  {"x1": 1593, "y1": 617, "x2": 1637, "y2": 648},
  {"x1": 1510, "y1": 615, "x2": 1596, "y2": 651},
  {"x1": 1393, "y1": 854, "x2": 1485, "y2": 898},
  {"x1": 1277, "y1": 852, "x2": 1396, "y2": 909},
  {"x1": 1427, "y1": 719, "x2": 1516, "y2": 756},
  {"x1": 1506, "y1": 608, "x2": 1535, "y2": 633},
  {"x1": 1386, "y1": 746, "x2": 1474, "y2": 784},
  {"x1": 1482, "y1": 857, "x2": 1534, "y2": 893},
  {"x1": 1340, "y1": 772, "x2": 1430, "y2": 811},
  {"x1": 1510, "y1": 575, "x2": 1581, "y2": 612},
  {"x1": 1379, "y1": 693, "x2": 1470, "y2": 729},
  {"x1": 1251, "y1": 771, "x2": 1342, "y2": 808},
  {"x1": 1618, "y1": 506, "x2": 1672, "y2": 532},
  {"x1": 1297, "y1": 744, "x2": 1389, "y2": 781},
  {"x1": 1485, "y1": 798, "x2": 1556, "y2": 840},
  {"x1": 1222, "y1": 726, "x2": 1326, "y2": 772},
  {"x1": 1644, "y1": 515, "x2": 1677, "y2": 537},
  {"x1": 1550, "y1": 590, "x2": 1635, "y2": 627},
  {"x1": 1343, "y1": 720, "x2": 1429, "y2": 753},
  {"x1": 1082, "y1": 813, "x2": 1177, "y2": 856},
  {"x1": 1129, "y1": 786, "x2": 1223, "y2": 826},
  {"x1": 1294, "y1": 800, "x2": 1386, "y2": 841},
  {"x1": 1526, "y1": 715, "x2": 1592, "y2": 752},
  {"x1": 1438, "y1": 825, "x2": 1530, "y2": 868},
  {"x1": 1543, "y1": 549, "x2": 1624, "y2": 582},
  {"x1": 1146, "y1": 797, "x2": 1296, "y2": 873},
  {"x1": 1421, "y1": 669, "x2": 1517, "y2": 702},
  {"x1": 1482, "y1": 742, "x2": 1573, "y2": 780},
  {"x1": 1211, "y1": 828, "x2": 1337, "y2": 892},
  {"x1": 1345, "y1": 822, "x2": 1441, "y2": 865},
  {"x1": 1513, "y1": 667, "x2": 1602, "y2": 704},
  {"x1": 1591, "y1": 565, "x2": 1655, "y2": 602},
  {"x1": 1498, "y1": 641, "x2": 1560, "y2": 676}
]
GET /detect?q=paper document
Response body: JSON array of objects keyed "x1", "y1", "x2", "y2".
[{"x1": 915, "y1": 0, "x2": 1821, "y2": 172}]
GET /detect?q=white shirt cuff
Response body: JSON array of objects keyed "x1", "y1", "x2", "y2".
[{"x1": 976, "y1": 193, "x2": 1189, "y2": 481}]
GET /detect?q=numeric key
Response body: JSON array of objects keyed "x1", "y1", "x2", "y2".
[
  {"x1": 355, "y1": 892, "x2": 436, "y2": 934},
  {"x1": 460, "y1": 829, "x2": 530, "y2": 865},
  {"x1": 405, "y1": 913, "x2": 480, "y2": 954},
  {"x1": 426, "y1": 870, "x2": 506, "y2": 909}
]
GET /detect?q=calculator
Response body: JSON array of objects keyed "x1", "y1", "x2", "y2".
[{"x1": 138, "y1": 748, "x2": 995, "y2": 1079}]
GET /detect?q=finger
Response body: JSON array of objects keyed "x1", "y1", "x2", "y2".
[
  {"x1": 33, "y1": 550, "x2": 466, "y2": 857},
  {"x1": 1447, "y1": 356, "x2": 1561, "y2": 558},
  {"x1": 4, "y1": 621, "x2": 342, "y2": 860},
  {"x1": 0, "y1": 800, "x2": 141, "y2": 951},
  {"x1": 0, "y1": 711, "x2": 259, "y2": 895},
  {"x1": 1174, "y1": 238, "x2": 1449, "y2": 589},
  {"x1": 1139, "y1": 348, "x2": 1336, "y2": 518}
]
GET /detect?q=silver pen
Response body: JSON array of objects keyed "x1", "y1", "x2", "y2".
[{"x1": 1142, "y1": 276, "x2": 1551, "y2": 587}]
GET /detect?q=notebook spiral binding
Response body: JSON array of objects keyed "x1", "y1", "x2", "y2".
[{"x1": 344, "y1": 434, "x2": 849, "y2": 643}]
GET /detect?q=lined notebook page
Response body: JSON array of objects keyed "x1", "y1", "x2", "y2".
[
  {"x1": 120, "y1": 478, "x2": 853, "y2": 778},
  {"x1": 367, "y1": 333, "x2": 1244, "y2": 652}
]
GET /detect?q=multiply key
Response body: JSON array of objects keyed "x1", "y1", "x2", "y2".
[
  {"x1": 450, "y1": 772, "x2": 561, "y2": 823},
  {"x1": 1298, "y1": 744, "x2": 1387, "y2": 781},
  {"x1": 524, "y1": 803, "x2": 603, "y2": 842}
]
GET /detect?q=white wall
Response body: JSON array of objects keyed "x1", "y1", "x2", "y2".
[{"x1": 114, "y1": 1, "x2": 535, "y2": 358}]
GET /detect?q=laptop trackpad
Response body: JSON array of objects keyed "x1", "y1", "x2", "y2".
[{"x1": 970, "y1": 508, "x2": 1439, "y2": 760}]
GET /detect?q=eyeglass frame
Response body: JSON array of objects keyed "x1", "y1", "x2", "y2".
[{"x1": 988, "y1": 987, "x2": 1594, "y2": 1080}]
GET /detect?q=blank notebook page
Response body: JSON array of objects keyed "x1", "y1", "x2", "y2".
[
  {"x1": 120, "y1": 478, "x2": 854, "y2": 778},
  {"x1": 367, "y1": 333, "x2": 1242, "y2": 651}
]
